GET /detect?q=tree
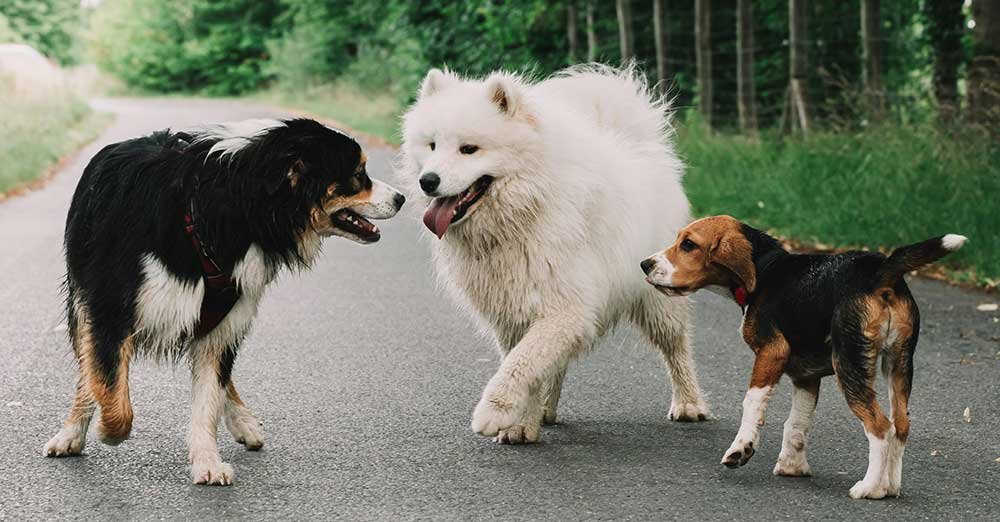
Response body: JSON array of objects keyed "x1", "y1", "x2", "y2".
[
  {"x1": 861, "y1": 0, "x2": 886, "y2": 120},
  {"x1": 736, "y1": 0, "x2": 758, "y2": 135},
  {"x1": 586, "y1": 1, "x2": 597, "y2": 62},
  {"x1": 567, "y1": 1, "x2": 579, "y2": 63},
  {"x1": 923, "y1": 0, "x2": 965, "y2": 124},
  {"x1": 969, "y1": 0, "x2": 1000, "y2": 130},
  {"x1": 0, "y1": 0, "x2": 81, "y2": 64},
  {"x1": 695, "y1": 0, "x2": 712, "y2": 126},
  {"x1": 652, "y1": 0, "x2": 668, "y2": 96},
  {"x1": 616, "y1": 0, "x2": 634, "y2": 62},
  {"x1": 782, "y1": 0, "x2": 810, "y2": 134}
]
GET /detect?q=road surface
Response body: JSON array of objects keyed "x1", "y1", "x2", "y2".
[{"x1": 0, "y1": 98, "x2": 997, "y2": 520}]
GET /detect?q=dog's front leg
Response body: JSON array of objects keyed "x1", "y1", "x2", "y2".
[
  {"x1": 188, "y1": 350, "x2": 234, "y2": 485},
  {"x1": 472, "y1": 310, "x2": 592, "y2": 443},
  {"x1": 722, "y1": 335, "x2": 789, "y2": 468}
]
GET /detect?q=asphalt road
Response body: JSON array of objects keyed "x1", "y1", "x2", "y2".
[{"x1": 0, "y1": 98, "x2": 998, "y2": 521}]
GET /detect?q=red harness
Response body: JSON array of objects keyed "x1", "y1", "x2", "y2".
[
  {"x1": 733, "y1": 286, "x2": 748, "y2": 308},
  {"x1": 183, "y1": 205, "x2": 241, "y2": 337}
]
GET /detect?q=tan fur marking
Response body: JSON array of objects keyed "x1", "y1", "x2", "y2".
[
  {"x1": 849, "y1": 400, "x2": 892, "y2": 438},
  {"x1": 95, "y1": 336, "x2": 135, "y2": 444},
  {"x1": 749, "y1": 333, "x2": 791, "y2": 388},
  {"x1": 226, "y1": 380, "x2": 246, "y2": 408},
  {"x1": 661, "y1": 215, "x2": 756, "y2": 292}
]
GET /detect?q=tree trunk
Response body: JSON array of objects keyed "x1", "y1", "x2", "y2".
[
  {"x1": 969, "y1": 0, "x2": 1000, "y2": 131},
  {"x1": 695, "y1": 0, "x2": 712, "y2": 126},
  {"x1": 737, "y1": 0, "x2": 758, "y2": 135},
  {"x1": 653, "y1": 0, "x2": 669, "y2": 96},
  {"x1": 861, "y1": 0, "x2": 886, "y2": 120},
  {"x1": 617, "y1": 0, "x2": 634, "y2": 62},
  {"x1": 783, "y1": 0, "x2": 810, "y2": 134},
  {"x1": 586, "y1": 1, "x2": 598, "y2": 62},
  {"x1": 923, "y1": 0, "x2": 965, "y2": 125},
  {"x1": 567, "y1": 2, "x2": 579, "y2": 64}
]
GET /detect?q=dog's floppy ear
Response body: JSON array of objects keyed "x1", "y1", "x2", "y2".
[
  {"x1": 711, "y1": 230, "x2": 756, "y2": 293},
  {"x1": 420, "y1": 68, "x2": 458, "y2": 99},
  {"x1": 284, "y1": 158, "x2": 306, "y2": 191},
  {"x1": 484, "y1": 73, "x2": 524, "y2": 117}
]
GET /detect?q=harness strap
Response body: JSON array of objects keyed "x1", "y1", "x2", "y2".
[{"x1": 183, "y1": 203, "x2": 241, "y2": 337}]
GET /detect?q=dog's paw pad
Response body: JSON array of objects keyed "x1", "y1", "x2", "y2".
[
  {"x1": 668, "y1": 402, "x2": 709, "y2": 422},
  {"x1": 773, "y1": 461, "x2": 812, "y2": 477},
  {"x1": 494, "y1": 424, "x2": 540, "y2": 445},
  {"x1": 43, "y1": 430, "x2": 85, "y2": 458},
  {"x1": 191, "y1": 461, "x2": 235, "y2": 486},
  {"x1": 228, "y1": 416, "x2": 264, "y2": 451},
  {"x1": 849, "y1": 479, "x2": 888, "y2": 500},
  {"x1": 721, "y1": 441, "x2": 755, "y2": 468}
]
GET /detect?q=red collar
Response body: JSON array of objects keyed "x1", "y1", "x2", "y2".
[
  {"x1": 183, "y1": 203, "x2": 241, "y2": 337},
  {"x1": 733, "y1": 286, "x2": 748, "y2": 308}
]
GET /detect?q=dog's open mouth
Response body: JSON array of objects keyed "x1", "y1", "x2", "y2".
[
  {"x1": 651, "y1": 283, "x2": 690, "y2": 296},
  {"x1": 422, "y1": 176, "x2": 493, "y2": 239},
  {"x1": 331, "y1": 208, "x2": 380, "y2": 243}
]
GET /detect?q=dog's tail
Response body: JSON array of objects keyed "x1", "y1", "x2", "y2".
[{"x1": 875, "y1": 234, "x2": 967, "y2": 287}]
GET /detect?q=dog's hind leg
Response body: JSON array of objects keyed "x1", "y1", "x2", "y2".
[
  {"x1": 46, "y1": 301, "x2": 134, "y2": 453},
  {"x1": 188, "y1": 346, "x2": 237, "y2": 485},
  {"x1": 884, "y1": 300, "x2": 917, "y2": 497},
  {"x1": 540, "y1": 364, "x2": 567, "y2": 425},
  {"x1": 631, "y1": 291, "x2": 708, "y2": 422},
  {"x1": 224, "y1": 379, "x2": 264, "y2": 450}
]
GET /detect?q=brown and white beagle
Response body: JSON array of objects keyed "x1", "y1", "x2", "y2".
[{"x1": 641, "y1": 215, "x2": 966, "y2": 499}]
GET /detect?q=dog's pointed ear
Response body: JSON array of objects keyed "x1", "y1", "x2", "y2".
[
  {"x1": 484, "y1": 73, "x2": 524, "y2": 117},
  {"x1": 286, "y1": 158, "x2": 306, "y2": 190},
  {"x1": 711, "y1": 229, "x2": 756, "y2": 293},
  {"x1": 419, "y1": 68, "x2": 458, "y2": 99}
]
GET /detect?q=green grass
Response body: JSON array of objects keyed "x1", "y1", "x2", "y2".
[
  {"x1": 255, "y1": 82, "x2": 403, "y2": 143},
  {"x1": 0, "y1": 89, "x2": 112, "y2": 194},
  {"x1": 678, "y1": 121, "x2": 1000, "y2": 287}
]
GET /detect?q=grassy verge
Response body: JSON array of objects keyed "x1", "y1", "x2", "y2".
[
  {"x1": 0, "y1": 90, "x2": 112, "y2": 195},
  {"x1": 678, "y1": 122, "x2": 1000, "y2": 288},
  {"x1": 260, "y1": 84, "x2": 998, "y2": 288},
  {"x1": 255, "y1": 82, "x2": 403, "y2": 144}
]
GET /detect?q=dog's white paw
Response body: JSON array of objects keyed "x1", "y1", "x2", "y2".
[
  {"x1": 773, "y1": 452, "x2": 812, "y2": 477},
  {"x1": 494, "y1": 423, "x2": 541, "y2": 444},
  {"x1": 669, "y1": 400, "x2": 709, "y2": 422},
  {"x1": 721, "y1": 437, "x2": 756, "y2": 468},
  {"x1": 226, "y1": 410, "x2": 264, "y2": 451},
  {"x1": 471, "y1": 395, "x2": 523, "y2": 438},
  {"x1": 191, "y1": 460, "x2": 235, "y2": 486},
  {"x1": 43, "y1": 428, "x2": 86, "y2": 457},
  {"x1": 849, "y1": 478, "x2": 889, "y2": 500}
]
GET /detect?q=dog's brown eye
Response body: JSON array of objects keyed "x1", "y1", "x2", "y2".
[
  {"x1": 429, "y1": 142, "x2": 436, "y2": 151},
  {"x1": 680, "y1": 239, "x2": 697, "y2": 252},
  {"x1": 459, "y1": 144, "x2": 479, "y2": 155}
]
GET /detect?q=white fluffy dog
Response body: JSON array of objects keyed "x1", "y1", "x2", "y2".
[{"x1": 400, "y1": 66, "x2": 709, "y2": 443}]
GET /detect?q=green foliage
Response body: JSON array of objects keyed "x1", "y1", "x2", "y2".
[
  {"x1": 678, "y1": 118, "x2": 1000, "y2": 285},
  {"x1": 88, "y1": 0, "x2": 281, "y2": 95},
  {"x1": 0, "y1": 13, "x2": 22, "y2": 43},
  {"x1": 0, "y1": 0, "x2": 82, "y2": 64},
  {"x1": 0, "y1": 84, "x2": 110, "y2": 193}
]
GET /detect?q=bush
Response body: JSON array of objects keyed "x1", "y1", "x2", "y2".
[
  {"x1": 0, "y1": 0, "x2": 81, "y2": 64},
  {"x1": 87, "y1": 0, "x2": 281, "y2": 95}
]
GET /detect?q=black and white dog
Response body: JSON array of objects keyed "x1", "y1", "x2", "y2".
[{"x1": 43, "y1": 118, "x2": 404, "y2": 485}]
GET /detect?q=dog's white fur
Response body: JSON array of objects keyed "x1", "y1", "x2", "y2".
[{"x1": 400, "y1": 65, "x2": 708, "y2": 443}]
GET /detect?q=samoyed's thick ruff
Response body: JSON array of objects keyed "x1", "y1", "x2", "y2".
[{"x1": 400, "y1": 66, "x2": 709, "y2": 443}]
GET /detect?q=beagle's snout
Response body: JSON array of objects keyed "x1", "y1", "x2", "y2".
[{"x1": 641, "y1": 258, "x2": 657, "y2": 275}]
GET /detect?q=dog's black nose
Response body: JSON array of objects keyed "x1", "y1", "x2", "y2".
[
  {"x1": 640, "y1": 258, "x2": 656, "y2": 275},
  {"x1": 419, "y1": 173, "x2": 440, "y2": 194},
  {"x1": 393, "y1": 192, "x2": 406, "y2": 210}
]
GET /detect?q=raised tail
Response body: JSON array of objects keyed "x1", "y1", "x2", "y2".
[{"x1": 876, "y1": 234, "x2": 967, "y2": 287}]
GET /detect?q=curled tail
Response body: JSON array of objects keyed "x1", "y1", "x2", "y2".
[{"x1": 876, "y1": 234, "x2": 967, "y2": 287}]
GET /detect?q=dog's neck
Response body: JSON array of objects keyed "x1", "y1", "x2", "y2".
[{"x1": 740, "y1": 224, "x2": 789, "y2": 304}]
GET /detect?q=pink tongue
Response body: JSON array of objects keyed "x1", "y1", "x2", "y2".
[{"x1": 422, "y1": 196, "x2": 462, "y2": 239}]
